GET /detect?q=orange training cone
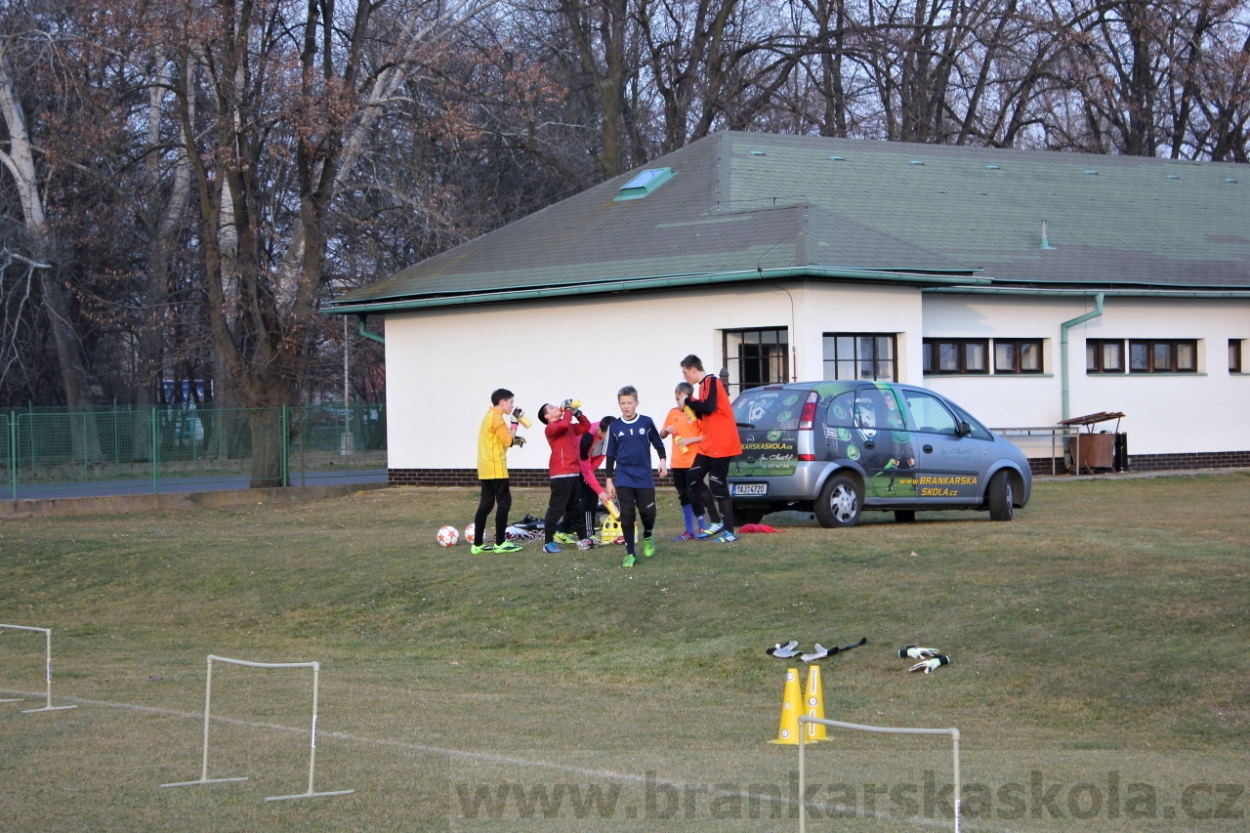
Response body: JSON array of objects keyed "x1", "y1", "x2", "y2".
[
  {"x1": 770, "y1": 668, "x2": 801, "y2": 744},
  {"x1": 804, "y1": 665, "x2": 827, "y2": 742}
]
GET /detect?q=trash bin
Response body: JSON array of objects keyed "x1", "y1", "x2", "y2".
[{"x1": 1068, "y1": 432, "x2": 1115, "y2": 473}]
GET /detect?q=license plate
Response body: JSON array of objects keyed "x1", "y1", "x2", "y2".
[{"x1": 732, "y1": 483, "x2": 768, "y2": 497}]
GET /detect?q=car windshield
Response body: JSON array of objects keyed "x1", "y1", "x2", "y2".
[{"x1": 732, "y1": 388, "x2": 804, "y2": 430}]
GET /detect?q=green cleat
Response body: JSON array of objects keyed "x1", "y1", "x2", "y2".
[
  {"x1": 642, "y1": 535, "x2": 655, "y2": 558},
  {"x1": 493, "y1": 541, "x2": 523, "y2": 554},
  {"x1": 622, "y1": 553, "x2": 636, "y2": 568},
  {"x1": 470, "y1": 543, "x2": 496, "y2": 555},
  {"x1": 553, "y1": 531, "x2": 578, "y2": 545}
]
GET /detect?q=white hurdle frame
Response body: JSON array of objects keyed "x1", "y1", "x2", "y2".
[
  {"x1": 161, "y1": 655, "x2": 354, "y2": 801},
  {"x1": 798, "y1": 715, "x2": 960, "y2": 833},
  {"x1": 0, "y1": 624, "x2": 78, "y2": 713}
]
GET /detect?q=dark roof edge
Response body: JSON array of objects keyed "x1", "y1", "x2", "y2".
[{"x1": 325, "y1": 267, "x2": 991, "y2": 315}]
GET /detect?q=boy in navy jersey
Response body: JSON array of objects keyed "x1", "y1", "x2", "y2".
[{"x1": 603, "y1": 386, "x2": 668, "y2": 567}]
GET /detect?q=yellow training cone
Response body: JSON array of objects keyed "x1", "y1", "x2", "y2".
[
  {"x1": 770, "y1": 668, "x2": 802, "y2": 744},
  {"x1": 804, "y1": 665, "x2": 827, "y2": 742}
]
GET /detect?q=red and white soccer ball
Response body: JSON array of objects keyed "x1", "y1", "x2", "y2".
[
  {"x1": 464, "y1": 523, "x2": 477, "y2": 545},
  {"x1": 436, "y1": 525, "x2": 459, "y2": 547}
]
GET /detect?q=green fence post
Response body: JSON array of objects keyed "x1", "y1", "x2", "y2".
[
  {"x1": 151, "y1": 407, "x2": 159, "y2": 494},
  {"x1": 8, "y1": 415, "x2": 16, "y2": 501},
  {"x1": 281, "y1": 405, "x2": 290, "y2": 487}
]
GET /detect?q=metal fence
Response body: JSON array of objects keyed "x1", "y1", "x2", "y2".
[{"x1": 2, "y1": 404, "x2": 386, "y2": 500}]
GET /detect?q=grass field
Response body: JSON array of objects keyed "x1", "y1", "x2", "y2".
[{"x1": 1, "y1": 474, "x2": 1247, "y2": 832}]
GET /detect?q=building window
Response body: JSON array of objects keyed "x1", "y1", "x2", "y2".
[
  {"x1": 1231, "y1": 339, "x2": 1243, "y2": 373},
  {"x1": 1129, "y1": 339, "x2": 1197, "y2": 373},
  {"x1": 823, "y1": 334, "x2": 897, "y2": 381},
  {"x1": 994, "y1": 339, "x2": 1044, "y2": 374},
  {"x1": 723, "y1": 328, "x2": 789, "y2": 397},
  {"x1": 923, "y1": 339, "x2": 988, "y2": 374},
  {"x1": 1087, "y1": 339, "x2": 1125, "y2": 373}
]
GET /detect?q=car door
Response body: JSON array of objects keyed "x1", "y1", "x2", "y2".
[
  {"x1": 897, "y1": 388, "x2": 984, "y2": 505},
  {"x1": 851, "y1": 386, "x2": 915, "y2": 499}
]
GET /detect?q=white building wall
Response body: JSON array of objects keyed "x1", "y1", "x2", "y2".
[
  {"x1": 922, "y1": 293, "x2": 1250, "y2": 455},
  {"x1": 384, "y1": 282, "x2": 924, "y2": 470}
]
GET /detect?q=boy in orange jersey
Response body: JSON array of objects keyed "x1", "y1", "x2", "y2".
[
  {"x1": 660, "y1": 382, "x2": 706, "y2": 540},
  {"x1": 679, "y1": 355, "x2": 743, "y2": 543}
]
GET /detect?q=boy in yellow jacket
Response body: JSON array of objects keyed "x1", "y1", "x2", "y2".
[{"x1": 472, "y1": 388, "x2": 526, "y2": 554}]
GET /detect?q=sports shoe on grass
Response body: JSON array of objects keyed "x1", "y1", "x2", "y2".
[
  {"x1": 553, "y1": 532, "x2": 578, "y2": 545},
  {"x1": 695, "y1": 522, "x2": 725, "y2": 540},
  {"x1": 713, "y1": 531, "x2": 739, "y2": 544},
  {"x1": 642, "y1": 536, "x2": 655, "y2": 558},
  {"x1": 494, "y1": 541, "x2": 524, "y2": 554},
  {"x1": 576, "y1": 538, "x2": 599, "y2": 551},
  {"x1": 470, "y1": 543, "x2": 495, "y2": 555},
  {"x1": 543, "y1": 542, "x2": 562, "y2": 553},
  {"x1": 672, "y1": 531, "x2": 696, "y2": 541},
  {"x1": 622, "y1": 553, "x2": 636, "y2": 568}
]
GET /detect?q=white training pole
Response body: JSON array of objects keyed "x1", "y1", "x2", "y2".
[
  {"x1": 797, "y1": 716, "x2": 961, "y2": 833},
  {"x1": 162, "y1": 655, "x2": 353, "y2": 801},
  {"x1": 0, "y1": 624, "x2": 77, "y2": 713}
]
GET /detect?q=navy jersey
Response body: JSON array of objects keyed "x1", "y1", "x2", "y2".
[{"x1": 605, "y1": 415, "x2": 665, "y2": 488}]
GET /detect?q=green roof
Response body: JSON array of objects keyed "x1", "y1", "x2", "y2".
[{"x1": 330, "y1": 132, "x2": 1250, "y2": 313}]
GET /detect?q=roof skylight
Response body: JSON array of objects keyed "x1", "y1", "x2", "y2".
[{"x1": 615, "y1": 167, "x2": 675, "y2": 201}]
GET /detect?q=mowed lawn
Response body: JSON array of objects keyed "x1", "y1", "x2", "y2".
[{"x1": 0, "y1": 475, "x2": 1247, "y2": 832}]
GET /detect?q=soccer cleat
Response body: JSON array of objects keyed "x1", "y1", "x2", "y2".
[
  {"x1": 622, "y1": 553, "x2": 636, "y2": 568},
  {"x1": 672, "y1": 531, "x2": 697, "y2": 541},
  {"x1": 543, "y1": 542, "x2": 562, "y2": 553},
  {"x1": 642, "y1": 535, "x2": 655, "y2": 558},
  {"x1": 695, "y1": 522, "x2": 725, "y2": 540},
  {"x1": 470, "y1": 543, "x2": 496, "y2": 555},
  {"x1": 553, "y1": 531, "x2": 578, "y2": 545},
  {"x1": 712, "y1": 531, "x2": 739, "y2": 543},
  {"x1": 577, "y1": 538, "x2": 599, "y2": 550},
  {"x1": 494, "y1": 541, "x2": 523, "y2": 554}
]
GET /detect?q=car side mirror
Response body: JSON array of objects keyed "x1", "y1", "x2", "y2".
[{"x1": 957, "y1": 421, "x2": 972, "y2": 438}]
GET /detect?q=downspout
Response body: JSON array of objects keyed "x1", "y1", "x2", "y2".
[
  {"x1": 357, "y1": 315, "x2": 385, "y2": 345},
  {"x1": 1059, "y1": 292, "x2": 1104, "y2": 420}
]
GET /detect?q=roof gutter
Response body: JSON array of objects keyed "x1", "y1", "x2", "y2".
[
  {"x1": 1060, "y1": 293, "x2": 1105, "y2": 421},
  {"x1": 324, "y1": 266, "x2": 990, "y2": 315},
  {"x1": 356, "y1": 315, "x2": 385, "y2": 345},
  {"x1": 925, "y1": 286, "x2": 1250, "y2": 298}
]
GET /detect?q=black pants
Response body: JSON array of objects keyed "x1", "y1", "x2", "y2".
[
  {"x1": 617, "y1": 485, "x2": 656, "y2": 554},
  {"x1": 558, "y1": 482, "x2": 602, "y2": 537},
  {"x1": 473, "y1": 479, "x2": 511, "y2": 546},
  {"x1": 671, "y1": 467, "x2": 706, "y2": 516},
  {"x1": 544, "y1": 476, "x2": 586, "y2": 543},
  {"x1": 688, "y1": 454, "x2": 735, "y2": 533}
]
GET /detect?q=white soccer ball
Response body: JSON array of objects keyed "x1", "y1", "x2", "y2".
[
  {"x1": 436, "y1": 525, "x2": 459, "y2": 547},
  {"x1": 464, "y1": 523, "x2": 477, "y2": 545}
]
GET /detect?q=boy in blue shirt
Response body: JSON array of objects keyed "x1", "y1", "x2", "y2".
[{"x1": 603, "y1": 386, "x2": 668, "y2": 568}]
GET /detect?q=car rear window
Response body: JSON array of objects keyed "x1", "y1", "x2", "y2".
[{"x1": 733, "y1": 388, "x2": 804, "y2": 430}]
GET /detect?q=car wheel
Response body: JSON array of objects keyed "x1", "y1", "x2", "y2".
[
  {"x1": 814, "y1": 473, "x2": 862, "y2": 528},
  {"x1": 733, "y1": 504, "x2": 767, "y2": 525},
  {"x1": 987, "y1": 470, "x2": 1014, "y2": 521},
  {"x1": 894, "y1": 510, "x2": 916, "y2": 523}
]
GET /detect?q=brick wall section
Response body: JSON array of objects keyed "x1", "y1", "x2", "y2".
[
  {"x1": 1028, "y1": 450, "x2": 1250, "y2": 476},
  {"x1": 389, "y1": 469, "x2": 552, "y2": 487}
]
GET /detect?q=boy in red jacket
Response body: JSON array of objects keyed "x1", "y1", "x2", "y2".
[{"x1": 538, "y1": 401, "x2": 592, "y2": 552}]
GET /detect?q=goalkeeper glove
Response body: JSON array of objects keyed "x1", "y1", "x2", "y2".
[
  {"x1": 511, "y1": 435, "x2": 526, "y2": 448},
  {"x1": 898, "y1": 646, "x2": 941, "y2": 660},
  {"x1": 908, "y1": 655, "x2": 950, "y2": 674}
]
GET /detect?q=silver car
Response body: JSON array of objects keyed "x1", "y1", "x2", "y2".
[{"x1": 727, "y1": 381, "x2": 1032, "y2": 527}]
